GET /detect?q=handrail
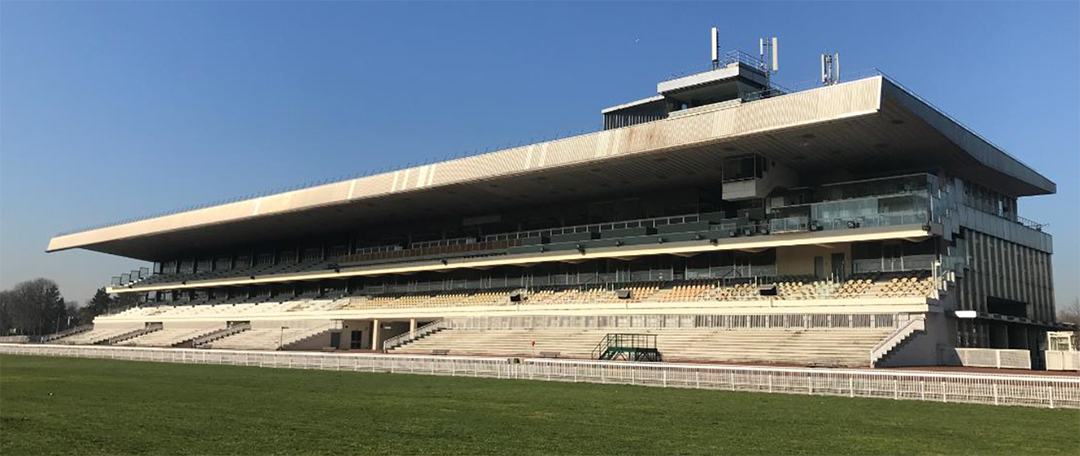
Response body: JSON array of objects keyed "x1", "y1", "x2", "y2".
[
  {"x1": 870, "y1": 316, "x2": 926, "y2": 367},
  {"x1": 590, "y1": 334, "x2": 611, "y2": 360},
  {"x1": 383, "y1": 319, "x2": 448, "y2": 350},
  {"x1": 191, "y1": 323, "x2": 251, "y2": 347},
  {"x1": 40, "y1": 324, "x2": 94, "y2": 343}
]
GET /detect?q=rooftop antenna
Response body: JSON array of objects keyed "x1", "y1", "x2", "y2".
[
  {"x1": 711, "y1": 27, "x2": 721, "y2": 69},
  {"x1": 759, "y1": 37, "x2": 779, "y2": 87},
  {"x1": 821, "y1": 51, "x2": 840, "y2": 85}
]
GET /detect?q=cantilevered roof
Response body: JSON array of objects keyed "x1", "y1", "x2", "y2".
[{"x1": 47, "y1": 76, "x2": 1055, "y2": 261}]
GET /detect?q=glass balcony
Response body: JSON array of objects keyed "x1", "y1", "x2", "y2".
[{"x1": 769, "y1": 192, "x2": 931, "y2": 234}]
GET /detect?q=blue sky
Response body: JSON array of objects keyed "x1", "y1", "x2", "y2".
[{"x1": 1, "y1": 1, "x2": 1077, "y2": 306}]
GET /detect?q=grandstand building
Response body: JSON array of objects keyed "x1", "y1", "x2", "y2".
[{"x1": 45, "y1": 46, "x2": 1061, "y2": 367}]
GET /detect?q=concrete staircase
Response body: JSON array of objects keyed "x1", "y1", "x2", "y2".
[{"x1": 392, "y1": 327, "x2": 894, "y2": 367}]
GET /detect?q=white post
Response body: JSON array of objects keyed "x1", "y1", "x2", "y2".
[{"x1": 372, "y1": 319, "x2": 381, "y2": 352}]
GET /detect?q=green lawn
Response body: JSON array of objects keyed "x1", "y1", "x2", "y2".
[{"x1": 1, "y1": 354, "x2": 1077, "y2": 456}]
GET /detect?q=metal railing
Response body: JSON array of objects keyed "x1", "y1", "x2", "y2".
[
  {"x1": 660, "y1": 50, "x2": 768, "y2": 82},
  {"x1": 3, "y1": 343, "x2": 1077, "y2": 409},
  {"x1": 41, "y1": 324, "x2": 94, "y2": 343},
  {"x1": 870, "y1": 316, "x2": 926, "y2": 367},
  {"x1": 383, "y1": 320, "x2": 450, "y2": 350},
  {"x1": 1016, "y1": 216, "x2": 1047, "y2": 232}
]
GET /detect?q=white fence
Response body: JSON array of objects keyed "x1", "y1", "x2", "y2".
[
  {"x1": 2, "y1": 344, "x2": 1077, "y2": 409},
  {"x1": 955, "y1": 348, "x2": 1032, "y2": 369},
  {"x1": 1045, "y1": 350, "x2": 1080, "y2": 371}
]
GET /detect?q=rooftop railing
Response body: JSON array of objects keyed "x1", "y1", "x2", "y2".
[
  {"x1": 660, "y1": 50, "x2": 769, "y2": 82},
  {"x1": 1017, "y1": 215, "x2": 1048, "y2": 232}
]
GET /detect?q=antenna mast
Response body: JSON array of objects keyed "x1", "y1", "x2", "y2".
[
  {"x1": 711, "y1": 27, "x2": 721, "y2": 69},
  {"x1": 759, "y1": 37, "x2": 779, "y2": 88},
  {"x1": 821, "y1": 52, "x2": 840, "y2": 85}
]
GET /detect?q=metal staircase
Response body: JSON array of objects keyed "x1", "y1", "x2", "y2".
[{"x1": 591, "y1": 333, "x2": 662, "y2": 362}]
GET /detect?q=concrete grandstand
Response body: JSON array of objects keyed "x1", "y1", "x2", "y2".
[{"x1": 43, "y1": 41, "x2": 1066, "y2": 369}]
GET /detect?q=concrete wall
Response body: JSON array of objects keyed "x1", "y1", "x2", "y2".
[{"x1": 775, "y1": 244, "x2": 852, "y2": 278}]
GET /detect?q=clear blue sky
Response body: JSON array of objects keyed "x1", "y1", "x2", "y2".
[{"x1": 1, "y1": 2, "x2": 1077, "y2": 307}]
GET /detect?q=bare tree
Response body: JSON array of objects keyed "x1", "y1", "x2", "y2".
[{"x1": 1057, "y1": 297, "x2": 1080, "y2": 328}]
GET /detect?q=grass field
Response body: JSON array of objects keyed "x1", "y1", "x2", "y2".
[{"x1": 1, "y1": 354, "x2": 1078, "y2": 455}]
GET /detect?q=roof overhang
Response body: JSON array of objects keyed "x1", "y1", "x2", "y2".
[{"x1": 50, "y1": 76, "x2": 1055, "y2": 261}]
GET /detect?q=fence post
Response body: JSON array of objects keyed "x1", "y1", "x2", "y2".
[
  {"x1": 894, "y1": 379, "x2": 899, "y2": 400},
  {"x1": 1049, "y1": 386, "x2": 1054, "y2": 409},
  {"x1": 993, "y1": 384, "x2": 999, "y2": 405}
]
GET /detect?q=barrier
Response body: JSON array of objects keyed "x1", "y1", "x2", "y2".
[
  {"x1": 955, "y1": 348, "x2": 1032, "y2": 369},
  {"x1": 1045, "y1": 350, "x2": 1080, "y2": 371},
  {"x1": 2, "y1": 343, "x2": 1077, "y2": 409}
]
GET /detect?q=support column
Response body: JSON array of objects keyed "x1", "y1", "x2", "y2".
[
  {"x1": 372, "y1": 319, "x2": 381, "y2": 351},
  {"x1": 410, "y1": 318, "x2": 417, "y2": 337}
]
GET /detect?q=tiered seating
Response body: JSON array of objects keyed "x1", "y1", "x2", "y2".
[
  {"x1": 524, "y1": 289, "x2": 569, "y2": 305},
  {"x1": 775, "y1": 276, "x2": 827, "y2": 300},
  {"x1": 834, "y1": 278, "x2": 874, "y2": 298},
  {"x1": 205, "y1": 326, "x2": 329, "y2": 350},
  {"x1": 623, "y1": 283, "x2": 661, "y2": 302},
  {"x1": 705, "y1": 282, "x2": 763, "y2": 300},
  {"x1": 392, "y1": 328, "x2": 610, "y2": 358},
  {"x1": 873, "y1": 273, "x2": 934, "y2": 298},
  {"x1": 100, "y1": 274, "x2": 938, "y2": 324},
  {"x1": 652, "y1": 281, "x2": 713, "y2": 302},
  {"x1": 652, "y1": 329, "x2": 892, "y2": 366},
  {"x1": 286, "y1": 299, "x2": 346, "y2": 312},
  {"x1": 392, "y1": 327, "x2": 893, "y2": 367},
  {"x1": 120, "y1": 324, "x2": 224, "y2": 347},
  {"x1": 52, "y1": 325, "x2": 146, "y2": 345}
]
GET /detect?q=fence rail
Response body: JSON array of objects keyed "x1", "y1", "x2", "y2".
[
  {"x1": 3, "y1": 343, "x2": 1077, "y2": 409},
  {"x1": 956, "y1": 348, "x2": 1033, "y2": 370}
]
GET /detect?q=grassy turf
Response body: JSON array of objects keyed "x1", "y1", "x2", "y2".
[{"x1": 1, "y1": 354, "x2": 1077, "y2": 456}]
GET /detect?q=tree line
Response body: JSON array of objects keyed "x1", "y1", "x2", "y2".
[{"x1": 0, "y1": 278, "x2": 140, "y2": 337}]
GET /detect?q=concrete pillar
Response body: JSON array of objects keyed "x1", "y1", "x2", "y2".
[
  {"x1": 410, "y1": 318, "x2": 417, "y2": 337},
  {"x1": 372, "y1": 319, "x2": 381, "y2": 351}
]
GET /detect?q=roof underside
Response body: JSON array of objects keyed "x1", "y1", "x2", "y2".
[{"x1": 48, "y1": 77, "x2": 1055, "y2": 261}]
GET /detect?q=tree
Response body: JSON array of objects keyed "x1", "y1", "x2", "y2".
[
  {"x1": 0, "y1": 289, "x2": 12, "y2": 335},
  {"x1": 0, "y1": 278, "x2": 71, "y2": 336},
  {"x1": 85, "y1": 288, "x2": 114, "y2": 316},
  {"x1": 113, "y1": 292, "x2": 141, "y2": 313},
  {"x1": 1057, "y1": 297, "x2": 1080, "y2": 328}
]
